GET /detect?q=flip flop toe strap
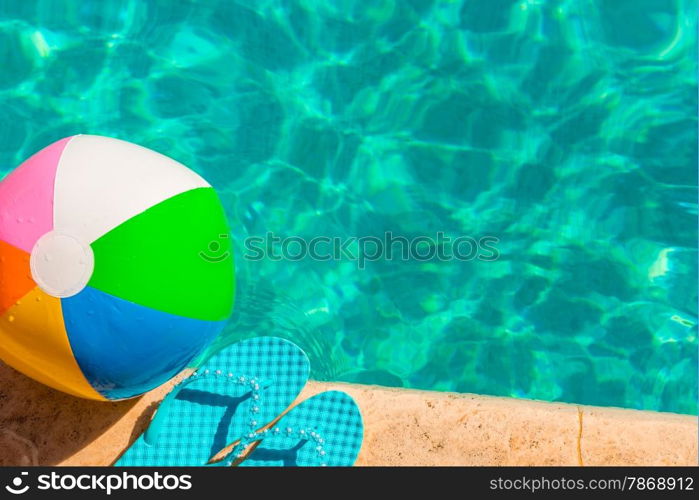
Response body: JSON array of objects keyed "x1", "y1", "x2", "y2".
[
  {"x1": 227, "y1": 426, "x2": 329, "y2": 466},
  {"x1": 144, "y1": 369, "x2": 272, "y2": 448}
]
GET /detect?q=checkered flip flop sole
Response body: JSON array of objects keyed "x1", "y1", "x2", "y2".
[
  {"x1": 115, "y1": 337, "x2": 310, "y2": 466},
  {"x1": 235, "y1": 391, "x2": 363, "y2": 467}
]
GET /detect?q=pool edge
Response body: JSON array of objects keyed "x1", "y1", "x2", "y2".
[
  {"x1": 0, "y1": 361, "x2": 695, "y2": 466},
  {"x1": 299, "y1": 381, "x2": 697, "y2": 466},
  {"x1": 56, "y1": 379, "x2": 698, "y2": 466}
]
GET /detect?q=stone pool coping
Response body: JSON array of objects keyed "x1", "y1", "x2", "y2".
[{"x1": 0, "y1": 362, "x2": 696, "y2": 466}]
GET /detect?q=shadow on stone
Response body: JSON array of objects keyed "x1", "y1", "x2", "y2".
[{"x1": 0, "y1": 361, "x2": 137, "y2": 465}]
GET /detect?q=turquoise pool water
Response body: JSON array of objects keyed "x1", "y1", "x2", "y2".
[{"x1": 0, "y1": 0, "x2": 696, "y2": 414}]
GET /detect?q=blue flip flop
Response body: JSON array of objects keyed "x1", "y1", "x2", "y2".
[
  {"x1": 115, "y1": 337, "x2": 310, "y2": 466},
  {"x1": 233, "y1": 391, "x2": 363, "y2": 467}
]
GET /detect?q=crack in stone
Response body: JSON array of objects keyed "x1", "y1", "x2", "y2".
[{"x1": 576, "y1": 407, "x2": 584, "y2": 466}]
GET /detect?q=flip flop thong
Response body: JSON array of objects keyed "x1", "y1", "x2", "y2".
[
  {"x1": 115, "y1": 336, "x2": 310, "y2": 466},
  {"x1": 233, "y1": 390, "x2": 363, "y2": 467}
]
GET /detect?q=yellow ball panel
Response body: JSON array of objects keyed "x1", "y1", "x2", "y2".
[{"x1": 0, "y1": 288, "x2": 105, "y2": 401}]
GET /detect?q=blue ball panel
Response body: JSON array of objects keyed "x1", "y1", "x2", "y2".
[{"x1": 61, "y1": 286, "x2": 224, "y2": 400}]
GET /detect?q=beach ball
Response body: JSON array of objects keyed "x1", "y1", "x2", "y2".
[{"x1": 0, "y1": 135, "x2": 234, "y2": 401}]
